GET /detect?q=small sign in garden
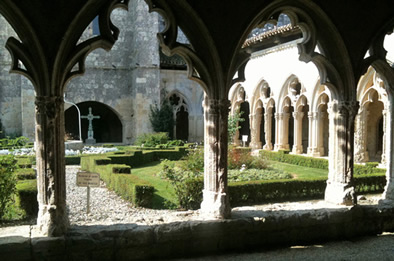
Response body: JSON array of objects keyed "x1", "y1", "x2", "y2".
[
  {"x1": 76, "y1": 172, "x2": 100, "y2": 187},
  {"x1": 76, "y1": 172, "x2": 100, "y2": 214}
]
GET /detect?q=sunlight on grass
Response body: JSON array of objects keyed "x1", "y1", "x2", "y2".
[
  {"x1": 269, "y1": 161, "x2": 328, "y2": 179},
  {"x1": 130, "y1": 161, "x2": 178, "y2": 209}
]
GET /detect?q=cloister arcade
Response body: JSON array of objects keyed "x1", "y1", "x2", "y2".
[{"x1": 230, "y1": 45, "x2": 390, "y2": 167}]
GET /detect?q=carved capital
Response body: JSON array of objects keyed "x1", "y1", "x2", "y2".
[
  {"x1": 338, "y1": 101, "x2": 359, "y2": 118},
  {"x1": 205, "y1": 99, "x2": 231, "y2": 116},
  {"x1": 35, "y1": 96, "x2": 63, "y2": 119}
]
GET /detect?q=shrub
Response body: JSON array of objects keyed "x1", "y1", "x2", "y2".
[
  {"x1": 158, "y1": 160, "x2": 203, "y2": 209},
  {"x1": 228, "y1": 147, "x2": 268, "y2": 170},
  {"x1": 179, "y1": 148, "x2": 204, "y2": 173},
  {"x1": 15, "y1": 168, "x2": 36, "y2": 180},
  {"x1": 228, "y1": 168, "x2": 292, "y2": 182},
  {"x1": 134, "y1": 132, "x2": 169, "y2": 147},
  {"x1": 65, "y1": 156, "x2": 81, "y2": 165},
  {"x1": 0, "y1": 155, "x2": 17, "y2": 218},
  {"x1": 16, "y1": 180, "x2": 38, "y2": 218},
  {"x1": 149, "y1": 99, "x2": 174, "y2": 139}
]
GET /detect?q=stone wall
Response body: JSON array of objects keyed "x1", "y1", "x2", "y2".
[
  {"x1": 0, "y1": 16, "x2": 24, "y2": 137},
  {"x1": 2, "y1": 205, "x2": 394, "y2": 260}
]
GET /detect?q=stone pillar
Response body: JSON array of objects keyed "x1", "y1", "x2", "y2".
[
  {"x1": 307, "y1": 112, "x2": 314, "y2": 155},
  {"x1": 201, "y1": 97, "x2": 231, "y2": 218},
  {"x1": 317, "y1": 111, "x2": 328, "y2": 156},
  {"x1": 325, "y1": 100, "x2": 359, "y2": 205},
  {"x1": 382, "y1": 100, "x2": 394, "y2": 202},
  {"x1": 263, "y1": 112, "x2": 273, "y2": 150},
  {"x1": 292, "y1": 112, "x2": 304, "y2": 154},
  {"x1": 274, "y1": 113, "x2": 284, "y2": 150},
  {"x1": 354, "y1": 109, "x2": 369, "y2": 163},
  {"x1": 381, "y1": 107, "x2": 388, "y2": 166},
  {"x1": 250, "y1": 113, "x2": 262, "y2": 149},
  {"x1": 35, "y1": 96, "x2": 69, "y2": 236},
  {"x1": 282, "y1": 112, "x2": 290, "y2": 150}
]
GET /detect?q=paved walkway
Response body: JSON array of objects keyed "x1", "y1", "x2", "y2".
[{"x1": 171, "y1": 232, "x2": 394, "y2": 261}]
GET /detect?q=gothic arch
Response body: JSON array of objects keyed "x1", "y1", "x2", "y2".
[{"x1": 167, "y1": 91, "x2": 190, "y2": 141}]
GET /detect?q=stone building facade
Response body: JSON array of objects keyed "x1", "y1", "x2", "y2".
[{"x1": 0, "y1": 0, "x2": 205, "y2": 144}]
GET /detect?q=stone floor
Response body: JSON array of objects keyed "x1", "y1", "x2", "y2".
[{"x1": 171, "y1": 232, "x2": 394, "y2": 261}]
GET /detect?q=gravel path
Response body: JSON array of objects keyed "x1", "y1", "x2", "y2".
[{"x1": 66, "y1": 166, "x2": 200, "y2": 226}]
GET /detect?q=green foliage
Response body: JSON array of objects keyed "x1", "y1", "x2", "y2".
[
  {"x1": 134, "y1": 132, "x2": 170, "y2": 147},
  {"x1": 158, "y1": 160, "x2": 203, "y2": 209},
  {"x1": 179, "y1": 148, "x2": 204, "y2": 173},
  {"x1": 15, "y1": 168, "x2": 36, "y2": 180},
  {"x1": 149, "y1": 99, "x2": 174, "y2": 139},
  {"x1": 228, "y1": 168, "x2": 292, "y2": 182},
  {"x1": 81, "y1": 156, "x2": 154, "y2": 207},
  {"x1": 261, "y1": 150, "x2": 386, "y2": 176},
  {"x1": 228, "y1": 110, "x2": 244, "y2": 144},
  {"x1": 0, "y1": 155, "x2": 18, "y2": 218},
  {"x1": 0, "y1": 136, "x2": 30, "y2": 149},
  {"x1": 65, "y1": 156, "x2": 81, "y2": 165},
  {"x1": 228, "y1": 147, "x2": 268, "y2": 170},
  {"x1": 16, "y1": 180, "x2": 38, "y2": 218}
]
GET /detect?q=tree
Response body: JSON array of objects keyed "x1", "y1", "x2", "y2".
[
  {"x1": 149, "y1": 99, "x2": 174, "y2": 139},
  {"x1": 228, "y1": 110, "x2": 244, "y2": 144}
]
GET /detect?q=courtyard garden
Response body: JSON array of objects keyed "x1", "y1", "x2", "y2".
[{"x1": 0, "y1": 133, "x2": 387, "y2": 224}]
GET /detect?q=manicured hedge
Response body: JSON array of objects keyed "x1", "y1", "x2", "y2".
[
  {"x1": 107, "y1": 147, "x2": 187, "y2": 168},
  {"x1": 16, "y1": 180, "x2": 38, "y2": 218},
  {"x1": 15, "y1": 168, "x2": 36, "y2": 180},
  {"x1": 81, "y1": 156, "x2": 154, "y2": 207},
  {"x1": 65, "y1": 156, "x2": 81, "y2": 165},
  {"x1": 177, "y1": 174, "x2": 386, "y2": 209},
  {"x1": 260, "y1": 150, "x2": 386, "y2": 175}
]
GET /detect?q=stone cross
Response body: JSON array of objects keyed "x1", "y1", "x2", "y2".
[{"x1": 81, "y1": 107, "x2": 100, "y2": 143}]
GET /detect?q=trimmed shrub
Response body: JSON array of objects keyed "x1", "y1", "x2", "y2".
[
  {"x1": 16, "y1": 180, "x2": 38, "y2": 218},
  {"x1": 134, "y1": 132, "x2": 169, "y2": 147},
  {"x1": 65, "y1": 156, "x2": 81, "y2": 165},
  {"x1": 112, "y1": 165, "x2": 131, "y2": 174},
  {"x1": 15, "y1": 168, "x2": 36, "y2": 180},
  {"x1": 81, "y1": 156, "x2": 154, "y2": 207},
  {"x1": 260, "y1": 150, "x2": 386, "y2": 175},
  {"x1": 0, "y1": 155, "x2": 17, "y2": 218}
]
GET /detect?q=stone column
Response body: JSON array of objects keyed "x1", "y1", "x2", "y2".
[
  {"x1": 263, "y1": 112, "x2": 273, "y2": 150},
  {"x1": 274, "y1": 113, "x2": 284, "y2": 150},
  {"x1": 292, "y1": 112, "x2": 304, "y2": 154},
  {"x1": 201, "y1": 97, "x2": 231, "y2": 218},
  {"x1": 382, "y1": 100, "x2": 394, "y2": 202},
  {"x1": 35, "y1": 96, "x2": 69, "y2": 236},
  {"x1": 354, "y1": 109, "x2": 369, "y2": 163},
  {"x1": 307, "y1": 112, "x2": 314, "y2": 155},
  {"x1": 250, "y1": 113, "x2": 262, "y2": 149},
  {"x1": 325, "y1": 100, "x2": 359, "y2": 205},
  {"x1": 282, "y1": 112, "x2": 290, "y2": 150},
  {"x1": 381, "y1": 107, "x2": 388, "y2": 166},
  {"x1": 317, "y1": 111, "x2": 328, "y2": 156}
]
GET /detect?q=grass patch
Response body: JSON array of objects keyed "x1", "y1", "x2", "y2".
[
  {"x1": 268, "y1": 161, "x2": 328, "y2": 179},
  {"x1": 130, "y1": 161, "x2": 178, "y2": 209}
]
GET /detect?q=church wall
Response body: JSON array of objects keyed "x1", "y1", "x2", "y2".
[
  {"x1": 160, "y1": 69, "x2": 205, "y2": 142},
  {"x1": 0, "y1": 16, "x2": 23, "y2": 137},
  {"x1": 64, "y1": 0, "x2": 161, "y2": 144}
]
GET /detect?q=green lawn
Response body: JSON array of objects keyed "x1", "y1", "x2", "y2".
[
  {"x1": 130, "y1": 160, "x2": 329, "y2": 209},
  {"x1": 268, "y1": 161, "x2": 328, "y2": 179},
  {"x1": 129, "y1": 161, "x2": 178, "y2": 209}
]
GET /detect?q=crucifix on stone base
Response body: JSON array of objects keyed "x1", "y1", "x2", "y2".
[{"x1": 81, "y1": 107, "x2": 100, "y2": 144}]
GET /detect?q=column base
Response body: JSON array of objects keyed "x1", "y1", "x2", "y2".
[
  {"x1": 85, "y1": 138, "x2": 96, "y2": 144},
  {"x1": 291, "y1": 145, "x2": 303, "y2": 154},
  {"x1": 37, "y1": 204, "x2": 69, "y2": 237},
  {"x1": 200, "y1": 190, "x2": 231, "y2": 219},
  {"x1": 324, "y1": 181, "x2": 356, "y2": 206},
  {"x1": 382, "y1": 181, "x2": 394, "y2": 201},
  {"x1": 263, "y1": 143, "x2": 273, "y2": 151},
  {"x1": 250, "y1": 141, "x2": 262, "y2": 150}
]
